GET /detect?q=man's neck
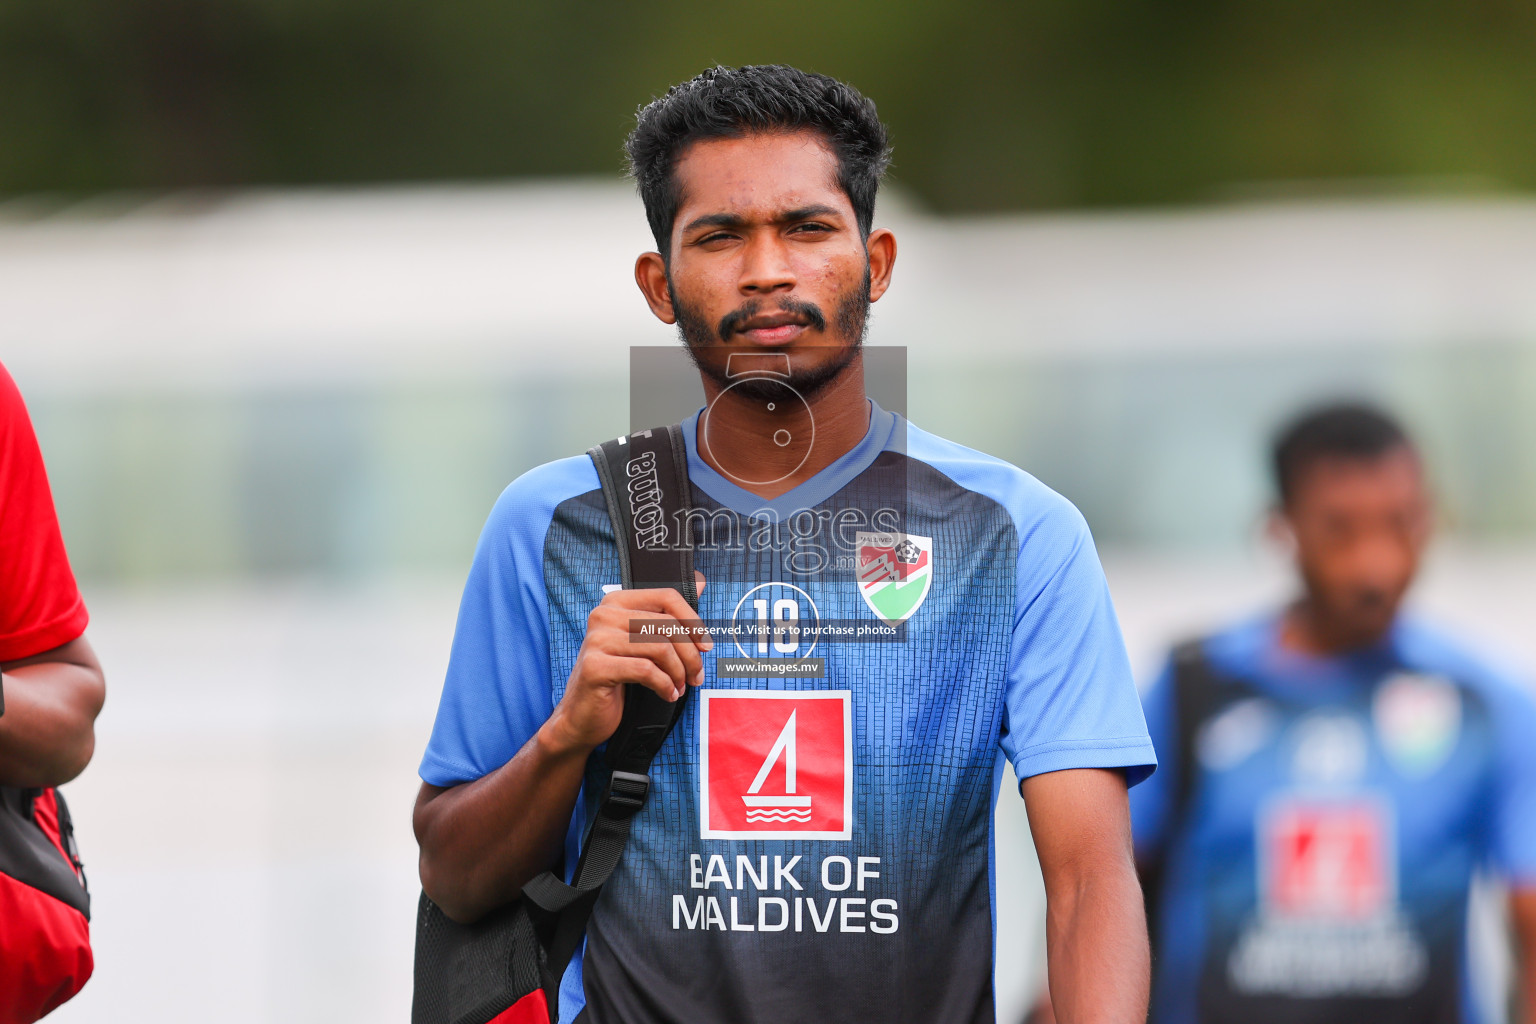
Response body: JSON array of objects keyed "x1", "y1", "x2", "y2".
[
  {"x1": 695, "y1": 355, "x2": 870, "y2": 501},
  {"x1": 1278, "y1": 599, "x2": 1391, "y2": 658}
]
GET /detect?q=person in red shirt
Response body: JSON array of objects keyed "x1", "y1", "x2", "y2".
[{"x1": 0, "y1": 359, "x2": 106, "y2": 1023}]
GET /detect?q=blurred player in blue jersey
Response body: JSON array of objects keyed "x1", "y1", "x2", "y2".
[
  {"x1": 413, "y1": 65, "x2": 1156, "y2": 1023},
  {"x1": 1133, "y1": 403, "x2": 1536, "y2": 1024}
]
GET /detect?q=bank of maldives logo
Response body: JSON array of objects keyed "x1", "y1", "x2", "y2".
[
  {"x1": 699, "y1": 691, "x2": 853, "y2": 840},
  {"x1": 856, "y1": 531, "x2": 934, "y2": 626},
  {"x1": 1261, "y1": 797, "x2": 1394, "y2": 919}
]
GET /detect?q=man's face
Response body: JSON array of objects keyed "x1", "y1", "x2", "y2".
[
  {"x1": 636, "y1": 131, "x2": 894, "y2": 399},
  {"x1": 1280, "y1": 447, "x2": 1431, "y2": 647}
]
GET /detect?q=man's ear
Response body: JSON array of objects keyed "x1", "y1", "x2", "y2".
[
  {"x1": 866, "y1": 228, "x2": 897, "y2": 303},
  {"x1": 1265, "y1": 507, "x2": 1297, "y2": 558},
  {"x1": 635, "y1": 252, "x2": 676, "y2": 324}
]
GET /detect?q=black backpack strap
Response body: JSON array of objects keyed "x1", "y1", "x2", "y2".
[
  {"x1": 521, "y1": 424, "x2": 697, "y2": 1019},
  {"x1": 585, "y1": 424, "x2": 697, "y2": 602},
  {"x1": 1140, "y1": 638, "x2": 1230, "y2": 951},
  {"x1": 1167, "y1": 639, "x2": 1227, "y2": 825}
]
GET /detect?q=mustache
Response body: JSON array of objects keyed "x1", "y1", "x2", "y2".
[
  {"x1": 1347, "y1": 583, "x2": 1392, "y2": 608},
  {"x1": 716, "y1": 298, "x2": 827, "y2": 342}
]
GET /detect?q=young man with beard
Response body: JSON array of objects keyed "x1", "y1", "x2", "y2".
[
  {"x1": 1129, "y1": 404, "x2": 1536, "y2": 1024},
  {"x1": 414, "y1": 65, "x2": 1155, "y2": 1024}
]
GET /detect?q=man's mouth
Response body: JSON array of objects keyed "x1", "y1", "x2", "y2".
[
  {"x1": 715, "y1": 299, "x2": 828, "y2": 345},
  {"x1": 735, "y1": 314, "x2": 812, "y2": 345}
]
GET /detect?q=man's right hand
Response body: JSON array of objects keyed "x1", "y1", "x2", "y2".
[
  {"x1": 415, "y1": 576, "x2": 711, "y2": 923},
  {"x1": 542, "y1": 581, "x2": 712, "y2": 755}
]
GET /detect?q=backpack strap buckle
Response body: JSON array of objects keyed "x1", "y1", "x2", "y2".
[{"x1": 601, "y1": 771, "x2": 651, "y2": 818}]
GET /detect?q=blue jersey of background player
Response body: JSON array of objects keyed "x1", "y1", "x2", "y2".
[
  {"x1": 413, "y1": 66, "x2": 1156, "y2": 1024},
  {"x1": 1133, "y1": 404, "x2": 1536, "y2": 1024}
]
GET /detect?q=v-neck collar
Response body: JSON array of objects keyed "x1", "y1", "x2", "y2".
[
  {"x1": 1255, "y1": 612, "x2": 1404, "y2": 697},
  {"x1": 682, "y1": 398, "x2": 898, "y2": 520}
]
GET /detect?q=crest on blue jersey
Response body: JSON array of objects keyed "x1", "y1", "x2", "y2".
[
  {"x1": 1373, "y1": 673, "x2": 1461, "y2": 777},
  {"x1": 855, "y1": 532, "x2": 934, "y2": 626}
]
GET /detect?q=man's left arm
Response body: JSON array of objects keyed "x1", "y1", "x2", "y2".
[
  {"x1": 0, "y1": 636, "x2": 105, "y2": 787},
  {"x1": 1024, "y1": 767, "x2": 1148, "y2": 1024},
  {"x1": 1508, "y1": 889, "x2": 1536, "y2": 1024},
  {"x1": 999, "y1": 493, "x2": 1156, "y2": 1023},
  {"x1": 1488, "y1": 671, "x2": 1536, "y2": 1024}
]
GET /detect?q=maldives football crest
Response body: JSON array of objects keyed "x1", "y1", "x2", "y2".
[{"x1": 855, "y1": 531, "x2": 934, "y2": 626}]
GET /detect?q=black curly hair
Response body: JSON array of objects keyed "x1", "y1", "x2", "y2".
[
  {"x1": 1272, "y1": 402, "x2": 1414, "y2": 504},
  {"x1": 625, "y1": 65, "x2": 892, "y2": 256}
]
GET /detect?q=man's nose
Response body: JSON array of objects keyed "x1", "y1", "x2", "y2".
[
  {"x1": 1350, "y1": 533, "x2": 1415, "y2": 589},
  {"x1": 739, "y1": 233, "x2": 796, "y2": 295}
]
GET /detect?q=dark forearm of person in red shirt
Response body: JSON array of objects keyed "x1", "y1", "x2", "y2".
[{"x1": 0, "y1": 635, "x2": 105, "y2": 788}]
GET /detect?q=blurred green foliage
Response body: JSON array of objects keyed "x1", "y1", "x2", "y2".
[{"x1": 2, "y1": 0, "x2": 1535, "y2": 209}]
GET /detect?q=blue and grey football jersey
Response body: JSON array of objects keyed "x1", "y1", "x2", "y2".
[
  {"x1": 1135, "y1": 616, "x2": 1536, "y2": 1024},
  {"x1": 422, "y1": 401, "x2": 1156, "y2": 1023}
]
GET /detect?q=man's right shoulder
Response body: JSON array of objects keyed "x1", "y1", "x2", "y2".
[
  {"x1": 1176, "y1": 616, "x2": 1273, "y2": 676},
  {"x1": 481, "y1": 453, "x2": 601, "y2": 542}
]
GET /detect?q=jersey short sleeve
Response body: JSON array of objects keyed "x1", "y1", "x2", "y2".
[
  {"x1": 0, "y1": 362, "x2": 88, "y2": 662},
  {"x1": 999, "y1": 495, "x2": 1156, "y2": 786},
  {"x1": 418, "y1": 456, "x2": 599, "y2": 787},
  {"x1": 1485, "y1": 676, "x2": 1536, "y2": 883},
  {"x1": 1129, "y1": 660, "x2": 1178, "y2": 857}
]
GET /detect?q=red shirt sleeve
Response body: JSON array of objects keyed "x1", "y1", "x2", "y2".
[{"x1": 0, "y1": 362, "x2": 88, "y2": 662}]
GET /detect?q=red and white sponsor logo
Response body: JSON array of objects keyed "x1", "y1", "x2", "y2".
[
  {"x1": 1260, "y1": 797, "x2": 1394, "y2": 920},
  {"x1": 698, "y1": 690, "x2": 853, "y2": 840}
]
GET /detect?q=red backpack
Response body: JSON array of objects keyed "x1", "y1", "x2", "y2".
[{"x1": 0, "y1": 785, "x2": 92, "y2": 1024}]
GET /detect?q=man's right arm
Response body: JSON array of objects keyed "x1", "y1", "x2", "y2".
[{"x1": 413, "y1": 585, "x2": 710, "y2": 924}]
